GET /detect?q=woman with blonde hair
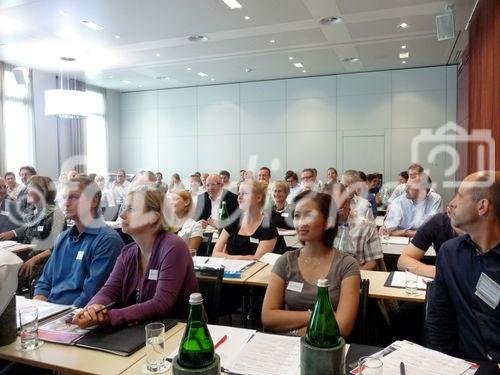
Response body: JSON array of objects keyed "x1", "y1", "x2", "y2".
[
  {"x1": 170, "y1": 189, "x2": 203, "y2": 255},
  {"x1": 73, "y1": 185, "x2": 198, "y2": 328},
  {"x1": 212, "y1": 180, "x2": 277, "y2": 260}
]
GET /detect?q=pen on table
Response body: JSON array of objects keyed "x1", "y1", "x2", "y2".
[
  {"x1": 68, "y1": 302, "x2": 116, "y2": 322},
  {"x1": 204, "y1": 258, "x2": 210, "y2": 264},
  {"x1": 214, "y1": 335, "x2": 228, "y2": 350},
  {"x1": 400, "y1": 362, "x2": 406, "y2": 375}
]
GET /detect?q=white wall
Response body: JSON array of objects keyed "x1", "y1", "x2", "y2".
[
  {"x1": 106, "y1": 89, "x2": 121, "y2": 172},
  {"x1": 120, "y1": 66, "x2": 458, "y2": 203}
]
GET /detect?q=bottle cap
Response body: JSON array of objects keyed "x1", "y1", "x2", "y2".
[
  {"x1": 189, "y1": 293, "x2": 203, "y2": 305},
  {"x1": 317, "y1": 279, "x2": 329, "y2": 287}
]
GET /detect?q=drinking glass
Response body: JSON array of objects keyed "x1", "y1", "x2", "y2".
[
  {"x1": 380, "y1": 227, "x2": 390, "y2": 245},
  {"x1": 18, "y1": 306, "x2": 43, "y2": 351},
  {"x1": 405, "y1": 266, "x2": 419, "y2": 295},
  {"x1": 145, "y1": 322, "x2": 167, "y2": 373},
  {"x1": 358, "y1": 356, "x2": 383, "y2": 375}
]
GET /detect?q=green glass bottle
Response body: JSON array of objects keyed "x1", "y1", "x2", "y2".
[
  {"x1": 305, "y1": 279, "x2": 341, "y2": 348},
  {"x1": 219, "y1": 201, "x2": 229, "y2": 227},
  {"x1": 178, "y1": 293, "x2": 215, "y2": 369}
]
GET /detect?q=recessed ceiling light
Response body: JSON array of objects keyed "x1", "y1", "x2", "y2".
[
  {"x1": 288, "y1": 56, "x2": 293, "y2": 60},
  {"x1": 60, "y1": 56, "x2": 76, "y2": 62},
  {"x1": 81, "y1": 20, "x2": 104, "y2": 31},
  {"x1": 402, "y1": 61, "x2": 407, "y2": 64},
  {"x1": 121, "y1": 80, "x2": 131, "y2": 83},
  {"x1": 114, "y1": 35, "x2": 120, "y2": 39},
  {"x1": 221, "y1": 0, "x2": 242, "y2": 9},
  {"x1": 187, "y1": 67, "x2": 192, "y2": 71},
  {"x1": 138, "y1": 85, "x2": 142, "y2": 88},
  {"x1": 197, "y1": 72, "x2": 208, "y2": 77},
  {"x1": 399, "y1": 52, "x2": 409, "y2": 58},
  {"x1": 269, "y1": 39, "x2": 276, "y2": 44},
  {"x1": 155, "y1": 53, "x2": 161, "y2": 57},
  {"x1": 341, "y1": 57, "x2": 359, "y2": 62},
  {"x1": 399, "y1": 22, "x2": 409, "y2": 28},
  {"x1": 108, "y1": 76, "x2": 113, "y2": 79},
  {"x1": 319, "y1": 16, "x2": 342, "y2": 25},
  {"x1": 245, "y1": 68, "x2": 253, "y2": 73},
  {"x1": 302, "y1": 69, "x2": 307, "y2": 73},
  {"x1": 210, "y1": 78, "x2": 215, "y2": 81},
  {"x1": 293, "y1": 62, "x2": 304, "y2": 68},
  {"x1": 58, "y1": 10, "x2": 66, "y2": 15},
  {"x1": 244, "y1": 16, "x2": 251, "y2": 20},
  {"x1": 401, "y1": 45, "x2": 407, "y2": 49},
  {"x1": 188, "y1": 35, "x2": 208, "y2": 42},
  {"x1": 164, "y1": 77, "x2": 170, "y2": 80}
]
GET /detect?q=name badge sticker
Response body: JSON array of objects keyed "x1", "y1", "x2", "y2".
[
  {"x1": 149, "y1": 269, "x2": 159, "y2": 281},
  {"x1": 37, "y1": 226, "x2": 44, "y2": 232},
  {"x1": 475, "y1": 272, "x2": 500, "y2": 310},
  {"x1": 287, "y1": 281, "x2": 304, "y2": 293},
  {"x1": 76, "y1": 251, "x2": 84, "y2": 260},
  {"x1": 249, "y1": 237, "x2": 259, "y2": 244},
  {"x1": 281, "y1": 212, "x2": 289, "y2": 218},
  {"x1": 0, "y1": 211, "x2": 9, "y2": 216}
]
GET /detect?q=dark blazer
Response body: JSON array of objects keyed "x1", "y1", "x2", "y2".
[
  {"x1": 194, "y1": 190, "x2": 239, "y2": 223},
  {"x1": 0, "y1": 198, "x2": 18, "y2": 233}
]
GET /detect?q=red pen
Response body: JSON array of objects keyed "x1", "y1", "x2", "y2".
[{"x1": 214, "y1": 335, "x2": 228, "y2": 350}]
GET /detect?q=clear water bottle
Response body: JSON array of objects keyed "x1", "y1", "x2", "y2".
[{"x1": 335, "y1": 223, "x2": 350, "y2": 253}]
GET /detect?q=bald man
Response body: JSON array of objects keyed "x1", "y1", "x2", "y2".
[
  {"x1": 194, "y1": 174, "x2": 239, "y2": 229},
  {"x1": 427, "y1": 171, "x2": 500, "y2": 362}
]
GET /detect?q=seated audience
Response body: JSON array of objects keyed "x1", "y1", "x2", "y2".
[
  {"x1": 4, "y1": 172, "x2": 24, "y2": 200},
  {"x1": 270, "y1": 180, "x2": 294, "y2": 230},
  {"x1": 133, "y1": 170, "x2": 157, "y2": 186},
  {"x1": 14, "y1": 176, "x2": 66, "y2": 281},
  {"x1": 95, "y1": 175, "x2": 116, "y2": 209},
  {"x1": 332, "y1": 184, "x2": 384, "y2": 271},
  {"x1": 154, "y1": 172, "x2": 168, "y2": 194},
  {"x1": 285, "y1": 170, "x2": 302, "y2": 204},
  {"x1": 397, "y1": 208, "x2": 462, "y2": 278},
  {"x1": 194, "y1": 174, "x2": 239, "y2": 229},
  {"x1": 380, "y1": 171, "x2": 408, "y2": 208},
  {"x1": 170, "y1": 189, "x2": 203, "y2": 254},
  {"x1": 169, "y1": 173, "x2": 185, "y2": 191},
  {"x1": 0, "y1": 177, "x2": 17, "y2": 233},
  {"x1": 219, "y1": 170, "x2": 237, "y2": 194},
  {"x1": 358, "y1": 171, "x2": 378, "y2": 218},
  {"x1": 212, "y1": 180, "x2": 277, "y2": 260},
  {"x1": 33, "y1": 175, "x2": 124, "y2": 307},
  {"x1": 73, "y1": 186, "x2": 198, "y2": 328},
  {"x1": 383, "y1": 173, "x2": 442, "y2": 237},
  {"x1": 300, "y1": 168, "x2": 323, "y2": 192},
  {"x1": 427, "y1": 171, "x2": 500, "y2": 362},
  {"x1": 341, "y1": 170, "x2": 374, "y2": 220},
  {"x1": 15, "y1": 166, "x2": 37, "y2": 214},
  {"x1": 387, "y1": 164, "x2": 423, "y2": 206},
  {"x1": 111, "y1": 169, "x2": 131, "y2": 204},
  {"x1": 188, "y1": 174, "x2": 204, "y2": 206},
  {"x1": 261, "y1": 191, "x2": 360, "y2": 337}
]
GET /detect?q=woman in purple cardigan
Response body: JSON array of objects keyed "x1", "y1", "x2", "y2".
[{"x1": 73, "y1": 186, "x2": 198, "y2": 328}]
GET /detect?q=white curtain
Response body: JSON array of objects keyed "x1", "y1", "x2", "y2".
[
  {"x1": 0, "y1": 62, "x2": 5, "y2": 174},
  {"x1": 2, "y1": 63, "x2": 35, "y2": 174},
  {"x1": 85, "y1": 85, "x2": 107, "y2": 175}
]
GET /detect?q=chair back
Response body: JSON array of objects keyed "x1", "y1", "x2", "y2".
[
  {"x1": 199, "y1": 232, "x2": 214, "y2": 257},
  {"x1": 422, "y1": 280, "x2": 434, "y2": 346},
  {"x1": 346, "y1": 278, "x2": 369, "y2": 344},
  {"x1": 195, "y1": 267, "x2": 224, "y2": 324}
]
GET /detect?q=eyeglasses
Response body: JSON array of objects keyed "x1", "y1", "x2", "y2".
[{"x1": 206, "y1": 183, "x2": 221, "y2": 188}]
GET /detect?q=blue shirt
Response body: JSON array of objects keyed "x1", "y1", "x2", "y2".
[
  {"x1": 427, "y1": 235, "x2": 500, "y2": 361},
  {"x1": 384, "y1": 191, "x2": 442, "y2": 230},
  {"x1": 34, "y1": 217, "x2": 124, "y2": 307}
]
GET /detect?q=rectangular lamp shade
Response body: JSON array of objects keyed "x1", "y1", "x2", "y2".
[{"x1": 45, "y1": 89, "x2": 91, "y2": 118}]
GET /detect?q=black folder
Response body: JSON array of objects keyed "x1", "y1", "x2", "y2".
[{"x1": 75, "y1": 318, "x2": 178, "y2": 356}]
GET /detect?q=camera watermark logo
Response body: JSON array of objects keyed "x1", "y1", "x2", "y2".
[{"x1": 411, "y1": 122, "x2": 495, "y2": 188}]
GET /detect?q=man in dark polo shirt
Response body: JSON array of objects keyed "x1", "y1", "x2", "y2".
[
  {"x1": 427, "y1": 171, "x2": 500, "y2": 362},
  {"x1": 397, "y1": 209, "x2": 461, "y2": 278}
]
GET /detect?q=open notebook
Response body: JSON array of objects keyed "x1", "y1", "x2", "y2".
[{"x1": 16, "y1": 296, "x2": 73, "y2": 329}]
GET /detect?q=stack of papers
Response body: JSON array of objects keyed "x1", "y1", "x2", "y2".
[
  {"x1": 385, "y1": 271, "x2": 433, "y2": 290},
  {"x1": 259, "y1": 252, "x2": 281, "y2": 265},
  {"x1": 277, "y1": 229, "x2": 296, "y2": 236},
  {"x1": 0, "y1": 241, "x2": 23, "y2": 252},
  {"x1": 16, "y1": 296, "x2": 73, "y2": 328},
  {"x1": 387, "y1": 236, "x2": 410, "y2": 245},
  {"x1": 169, "y1": 326, "x2": 300, "y2": 375},
  {"x1": 351, "y1": 340, "x2": 477, "y2": 375},
  {"x1": 193, "y1": 256, "x2": 255, "y2": 278}
]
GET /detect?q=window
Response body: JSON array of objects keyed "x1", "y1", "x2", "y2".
[
  {"x1": 3, "y1": 64, "x2": 35, "y2": 173},
  {"x1": 85, "y1": 87, "x2": 108, "y2": 174}
]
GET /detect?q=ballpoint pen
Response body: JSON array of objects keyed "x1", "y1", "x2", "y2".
[
  {"x1": 214, "y1": 335, "x2": 228, "y2": 350},
  {"x1": 400, "y1": 362, "x2": 406, "y2": 375},
  {"x1": 66, "y1": 302, "x2": 116, "y2": 323}
]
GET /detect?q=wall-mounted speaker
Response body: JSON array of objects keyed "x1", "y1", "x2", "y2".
[
  {"x1": 436, "y1": 12, "x2": 455, "y2": 41},
  {"x1": 12, "y1": 67, "x2": 29, "y2": 85}
]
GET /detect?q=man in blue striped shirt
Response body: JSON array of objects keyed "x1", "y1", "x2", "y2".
[{"x1": 34, "y1": 175, "x2": 123, "y2": 307}]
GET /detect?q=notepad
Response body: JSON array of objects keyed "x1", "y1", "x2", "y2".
[
  {"x1": 384, "y1": 271, "x2": 433, "y2": 290},
  {"x1": 387, "y1": 236, "x2": 410, "y2": 245},
  {"x1": 259, "y1": 252, "x2": 281, "y2": 265},
  {"x1": 16, "y1": 296, "x2": 73, "y2": 329},
  {"x1": 193, "y1": 256, "x2": 255, "y2": 277}
]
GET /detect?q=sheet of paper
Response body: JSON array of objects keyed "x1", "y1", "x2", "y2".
[
  {"x1": 226, "y1": 332, "x2": 300, "y2": 375},
  {"x1": 259, "y1": 253, "x2": 281, "y2": 265},
  {"x1": 389, "y1": 271, "x2": 433, "y2": 290},
  {"x1": 168, "y1": 324, "x2": 256, "y2": 368},
  {"x1": 193, "y1": 256, "x2": 254, "y2": 273},
  {"x1": 0, "y1": 241, "x2": 18, "y2": 249},
  {"x1": 381, "y1": 340, "x2": 471, "y2": 375},
  {"x1": 277, "y1": 229, "x2": 296, "y2": 236},
  {"x1": 388, "y1": 236, "x2": 410, "y2": 245},
  {"x1": 38, "y1": 312, "x2": 90, "y2": 344},
  {"x1": 16, "y1": 296, "x2": 73, "y2": 328}
]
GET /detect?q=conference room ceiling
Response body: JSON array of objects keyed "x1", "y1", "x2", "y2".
[{"x1": 0, "y1": 0, "x2": 474, "y2": 92}]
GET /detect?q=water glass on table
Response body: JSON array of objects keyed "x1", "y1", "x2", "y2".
[
  {"x1": 145, "y1": 322, "x2": 168, "y2": 373},
  {"x1": 18, "y1": 306, "x2": 43, "y2": 351},
  {"x1": 358, "y1": 356, "x2": 383, "y2": 375},
  {"x1": 380, "y1": 227, "x2": 390, "y2": 245},
  {"x1": 405, "y1": 266, "x2": 420, "y2": 295}
]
